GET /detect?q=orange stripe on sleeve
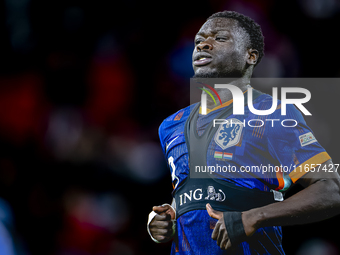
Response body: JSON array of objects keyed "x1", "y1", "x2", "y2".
[
  {"x1": 289, "y1": 152, "x2": 331, "y2": 183},
  {"x1": 275, "y1": 167, "x2": 285, "y2": 191}
]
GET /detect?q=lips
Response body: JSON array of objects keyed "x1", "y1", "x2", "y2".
[{"x1": 193, "y1": 54, "x2": 212, "y2": 66}]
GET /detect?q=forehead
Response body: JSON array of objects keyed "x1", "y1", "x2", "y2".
[{"x1": 197, "y1": 18, "x2": 240, "y2": 35}]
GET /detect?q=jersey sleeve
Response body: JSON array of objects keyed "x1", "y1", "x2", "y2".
[
  {"x1": 158, "y1": 120, "x2": 167, "y2": 156},
  {"x1": 267, "y1": 104, "x2": 331, "y2": 183},
  {"x1": 158, "y1": 108, "x2": 186, "y2": 157}
]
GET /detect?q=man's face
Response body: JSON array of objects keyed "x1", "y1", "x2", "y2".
[{"x1": 192, "y1": 18, "x2": 249, "y2": 78}]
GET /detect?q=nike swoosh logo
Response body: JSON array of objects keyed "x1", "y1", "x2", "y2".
[{"x1": 166, "y1": 136, "x2": 180, "y2": 151}]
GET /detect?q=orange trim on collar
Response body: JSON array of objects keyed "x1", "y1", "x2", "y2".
[
  {"x1": 199, "y1": 99, "x2": 233, "y2": 114},
  {"x1": 199, "y1": 88, "x2": 249, "y2": 114}
]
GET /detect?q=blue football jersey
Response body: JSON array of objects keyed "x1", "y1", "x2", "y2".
[{"x1": 158, "y1": 92, "x2": 330, "y2": 255}]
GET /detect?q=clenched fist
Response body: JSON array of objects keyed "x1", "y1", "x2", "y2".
[{"x1": 148, "y1": 204, "x2": 176, "y2": 243}]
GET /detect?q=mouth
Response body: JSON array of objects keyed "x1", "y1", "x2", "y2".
[{"x1": 193, "y1": 54, "x2": 212, "y2": 66}]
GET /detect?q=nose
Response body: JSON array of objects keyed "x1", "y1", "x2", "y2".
[{"x1": 196, "y1": 40, "x2": 213, "y2": 51}]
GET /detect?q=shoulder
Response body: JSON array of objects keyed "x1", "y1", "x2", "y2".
[
  {"x1": 159, "y1": 104, "x2": 193, "y2": 134},
  {"x1": 254, "y1": 93, "x2": 274, "y2": 105},
  {"x1": 158, "y1": 104, "x2": 194, "y2": 148},
  {"x1": 253, "y1": 92, "x2": 306, "y2": 121}
]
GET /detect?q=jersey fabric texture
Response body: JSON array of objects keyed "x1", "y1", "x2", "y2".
[{"x1": 158, "y1": 92, "x2": 331, "y2": 255}]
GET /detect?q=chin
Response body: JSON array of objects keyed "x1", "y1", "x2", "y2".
[
  {"x1": 193, "y1": 71, "x2": 221, "y2": 78},
  {"x1": 193, "y1": 69, "x2": 244, "y2": 79}
]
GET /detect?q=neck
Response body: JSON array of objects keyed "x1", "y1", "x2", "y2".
[
  {"x1": 204, "y1": 76, "x2": 251, "y2": 109},
  {"x1": 195, "y1": 66, "x2": 254, "y2": 109}
]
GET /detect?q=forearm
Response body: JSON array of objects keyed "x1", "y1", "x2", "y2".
[{"x1": 243, "y1": 178, "x2": 340, "y2": 234}]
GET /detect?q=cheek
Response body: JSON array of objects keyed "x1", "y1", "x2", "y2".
[
  {"x1": 230, "y1": 50, "x2": 247, "y2": 68},
  {"x1": 216, "y1": 50, "x2": 243, "y2": 69}
]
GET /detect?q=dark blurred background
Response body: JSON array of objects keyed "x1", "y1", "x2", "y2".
[{"x1": 0, "y1": 0, "x2": 339, "y2": 254}]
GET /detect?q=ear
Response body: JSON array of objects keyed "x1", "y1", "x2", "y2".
[{"x1": 246, "y1": 49, "x2": 259, "y2": 66}]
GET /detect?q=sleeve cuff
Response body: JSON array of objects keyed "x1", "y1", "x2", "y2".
[{"x1": 289, "y1": 152, "x2": 331, "y2": 183}]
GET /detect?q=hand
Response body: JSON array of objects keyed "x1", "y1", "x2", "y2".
[
  {"x1": 206, "y1": 203, "x2": 232, "y2": 250},
  {"x1": 149, "y1": 204, "x2": 176, "y2": 243},
  {"x1": 206, "y1": 203, "x2": 257, "y2": 250}
]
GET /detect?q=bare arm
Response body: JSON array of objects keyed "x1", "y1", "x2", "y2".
[
  {"x1": 207, "y1": 159, "x2": 340, "y2": 250},
  {"x1": 242, "y1": 160, "x2": 340, "y2": 236}
]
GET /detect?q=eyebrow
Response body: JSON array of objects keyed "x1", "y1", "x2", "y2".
[{"x1": 196, "y1": 29, "x2": 230, "y2": 37}]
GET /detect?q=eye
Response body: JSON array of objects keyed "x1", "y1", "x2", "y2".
[
  {"x1": 195, "y1": 39, "x2": 203, "y2": 45},
  {"x1": 216, "y1": 37, "x2": 228, "y2": 42}
]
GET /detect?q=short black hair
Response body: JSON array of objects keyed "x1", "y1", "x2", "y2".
[{"x1": 207, "y1": 11, "x2": 264, "y2": 66}]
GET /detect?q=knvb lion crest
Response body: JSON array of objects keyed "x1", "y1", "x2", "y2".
[
  {"x1": 205, "y1": 186, "x2": 225, "y2": 201},
  {"x1": 214, "y1": 118, "x2": 243, "y2": 150}
]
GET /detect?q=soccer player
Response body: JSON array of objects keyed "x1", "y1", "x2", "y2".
[{"x1": 147, "y1": 11, "x2": 340, "y2": 254}]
